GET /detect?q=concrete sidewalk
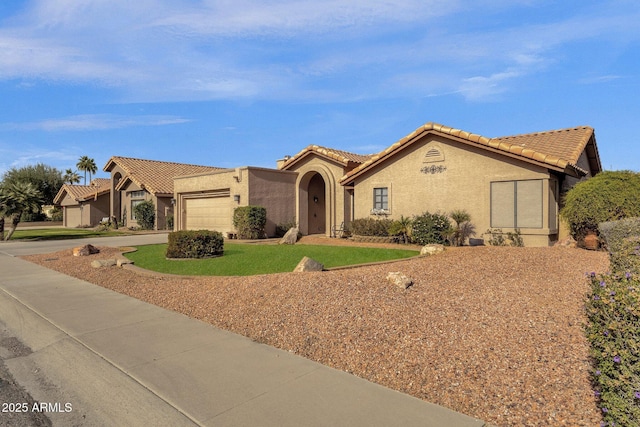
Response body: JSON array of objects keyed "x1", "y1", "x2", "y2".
[{"x1": 0, "y1": 253, "x2": 489, "y2": 427}]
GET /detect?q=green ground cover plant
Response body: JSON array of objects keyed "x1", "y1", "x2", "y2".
[
  {"x1": 586, "y1": 217, "x2": 640, "y2": 426},
  {"x1": 125, "y1": 243, "x2": 419, "y2": 276},
  {"x1": 166, "y1": 230, "x2": 224, "y2": 259}
]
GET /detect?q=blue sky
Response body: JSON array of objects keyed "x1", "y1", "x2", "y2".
[{"x1": 1, "y1": 1, "x2": 639, "y2": 181}]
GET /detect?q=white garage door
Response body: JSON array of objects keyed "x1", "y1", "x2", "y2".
[{"x1": 185, "y1": 195, "x2": 232, "y2": 232}]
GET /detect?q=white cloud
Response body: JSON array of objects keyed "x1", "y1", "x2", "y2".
[{"x1": 0, "y1": 114, "x2": 192, "y2": 132}]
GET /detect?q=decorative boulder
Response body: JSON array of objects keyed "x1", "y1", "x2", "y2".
[
  {"x1": 279, "y1": 227, "x2": 299, "y2": 245},
  {"x1": 387, "y1": 272, "x2": 413, "y2": 289},
  {"x1": 554, "y1": 236, "x2": 577, "y2": 248},
  {"x1": 420, "y1": 244, "x2": 445, "y2": 256},
  {"x1": 90, "y1": 259, "x2": 117, "y2": 268},
  {"x1": 73, "y1": 244, "x2": 100, "y2": 256},
  {"x1": 293, "y1": 256, "x2": 324, "y2": 272}
]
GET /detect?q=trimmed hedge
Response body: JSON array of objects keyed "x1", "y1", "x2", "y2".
[
  {"x1": 233, "y1": 206, "x2": 267, "y2": 239},
  {"x1": 561, "y1": 170, "x2": 640, "y2": 240},
  {"x1": 166, "y1": 230, "x2": 224, "y2": 259},
  {"x1": 349, "y1": 218, "x2": 393, "y2": 237},
  {"x1": 599, "y1": 218, "x2": 640, "y2": 275}
]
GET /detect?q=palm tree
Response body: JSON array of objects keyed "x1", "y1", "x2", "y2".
[
  {"x1": 63, "y1": 168, "x2": 82, "y2": 184},
  {"x1": 0, "y1": 181, "x2": 44, "y2": 241},
  {"x1": 76, "y1": 156, "x2": 98, "y2": 185}
]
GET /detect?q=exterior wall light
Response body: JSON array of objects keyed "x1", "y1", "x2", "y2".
[{"x1": 233, "y1": 194, "x2": 240, "y2": 203}]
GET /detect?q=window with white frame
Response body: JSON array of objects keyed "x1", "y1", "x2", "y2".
[
  {"x1": 373, "y1": 187, "x2": 388, "y2": 210},
  {"x1": 130, "y1": 190, "x2": 147, "y2": 220},
  {"x1": 490, "y1": 180, "x2": 543, "y2": 228}
]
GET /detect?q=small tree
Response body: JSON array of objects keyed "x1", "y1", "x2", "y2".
[
  {"x1": 0, "y1": 181, "x2": 44, "y2": 240},
  {"x1": 133, "y1": 200, "x2": 155, "y2": 230},
  {"x1": 448, "y1": 209, "x2": 476, "y2": 246}
]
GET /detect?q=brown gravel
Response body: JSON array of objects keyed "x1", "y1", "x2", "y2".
[{"x1": 22, "y1": 238, "x2": 610, "y2": 427}]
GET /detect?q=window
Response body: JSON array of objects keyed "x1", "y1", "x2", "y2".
[
  {"x1": 490, "y1": 180, "x2": 543, "y2": 228},
  {"x1": 373, "y1": 187, "x2": 388, "y2": 210},
  {"x1": 130, "y1": 190, "x2": 146, "y2": 220}
]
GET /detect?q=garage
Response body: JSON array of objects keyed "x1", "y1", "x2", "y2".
[
  {"x1": 64, "y1": 206, "x2": 82, "y2": 227},
  {"x1": 183, "y1": 191, "x2": 232, "y2": 232}
]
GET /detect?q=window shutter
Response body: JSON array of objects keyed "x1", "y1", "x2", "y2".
[
  {"x1": 491, "y1": 181, "x2": 515, "y2": 228},
  {"x1": 516, "y1": 180, "x2": 543, "y2": 228}
]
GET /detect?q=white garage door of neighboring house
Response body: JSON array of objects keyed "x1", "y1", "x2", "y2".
[{"x1": 184, "y1": 194, "x2": 232, "y2": 232}]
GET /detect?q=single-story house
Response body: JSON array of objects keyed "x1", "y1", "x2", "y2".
[
  {"x1": 174, "y1": 122, "x2": 601, "y2": 246},
  {"x1": 174, "y1": 166, "x2": 298, "y2": 237},
  {"x1": 103, "y1": 156, "x2": 223, "y2": 230},
  {"x1": 53, "y1": 178, "x2": 111, "y2": 227}
]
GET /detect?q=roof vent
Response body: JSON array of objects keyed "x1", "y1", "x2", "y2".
[{"x1": 424, "y1": 146, "x2": 444, "y2": 163}]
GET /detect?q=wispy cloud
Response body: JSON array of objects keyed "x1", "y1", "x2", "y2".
[
  {"x1": 0, "y1": 114, "x2": 192, "y2": 131},
  {"x1": 0, "y1": 1, "x2": 638, "y2": 103}
]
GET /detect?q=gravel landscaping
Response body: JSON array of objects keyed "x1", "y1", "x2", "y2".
[{"x1": 23, "y1": 238, "x2": 609, "y2": 427}]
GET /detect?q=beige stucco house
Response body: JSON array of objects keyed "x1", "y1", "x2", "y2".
[
  {"x1": 53, "y1": 178, "x2": 111, "y2": 227},
  {"x1": 174, "y1": 121, "x2": 601, "y2": 246},
  {"x1": 103, "y1": 157, "x2": 222, "y2": 230},
  {"x1": 174, "y1": 167, "x2": 297, "y2": 237}
]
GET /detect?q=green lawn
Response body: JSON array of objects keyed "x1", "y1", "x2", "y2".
[
  {"x1": 9, "y1": 228, "x2": 127, "y2": 241},
  {"x1": 125, "y1": 242, "x2": 419, "y2": 276}
]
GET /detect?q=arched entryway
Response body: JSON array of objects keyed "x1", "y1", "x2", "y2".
[
  {"x1": 307, "y1": 173, "x2": 326, "y2": 234},
  {"x1": 298, "y1": 170, "x2": 330, "y2": 235}
]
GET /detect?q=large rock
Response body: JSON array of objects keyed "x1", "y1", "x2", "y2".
[
  {"x1": 73, "y1": 244, "x2": 100, "y2": 256},
  {"x1": 420, "y1": 244, "x2": 445, "y2": 256},
  {"x1": 387, "y1": 272, "x2": 413, "y2": 289},
  {"x1": 554, "y1": 236, "x2": 577, "y2": 248},
  {"x1": 293, "y1": 256, "x2": 324, "y2": 272},
  {"x1": 90, "y1": 259, "x2": 117, "y2": 268},
  {"x1": 279, "y1": 227, "x2": 299, "y2": 245}
]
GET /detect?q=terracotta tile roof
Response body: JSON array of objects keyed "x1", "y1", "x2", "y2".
[
  {"x1": 54, "y1": 178, "x2": 111, "y2": 204},
  {"x1": 104, "y1": 156, "x2": 223, "y2": 196},
  {"x1": 280, "y1": 145, "x2": 374, "y2": 170},
  {"x1": 341, "y1": 122, "x2": 600, "y2": 184}
]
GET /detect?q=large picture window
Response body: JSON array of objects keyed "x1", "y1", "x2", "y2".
[
  {"x1": 373, "y1": 187, "x2": 388, "y2": 210},
  {"x1": 491, "y1": 180, "x2": 543, "y2": 228}
]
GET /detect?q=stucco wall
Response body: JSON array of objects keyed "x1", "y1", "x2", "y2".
[
  {"x1": 247, "y1": 168, "x2": 297, "y2": 236},
  {"x1": 351, "y1": 135, "x2": 558, "y2": 246},
  {"x1": 174, "y1": 167, "x2": 296, "y2": 237},
  {"x1": 284, "y1": 155, "x2": 351, "y2": 236}
]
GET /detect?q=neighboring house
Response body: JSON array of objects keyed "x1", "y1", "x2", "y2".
[
  {"x1": 103, "y1": 157, "x2": 223, "y2": 230},
  {"x1": 175, "y1": 121, "x2": 601, "y2": 246},
  {"x1": 174, "y1": 167, "x2": 298, "y2": 237},
  {"x1": 53, "y1": 178, "x2": 111, "y2": 227}
]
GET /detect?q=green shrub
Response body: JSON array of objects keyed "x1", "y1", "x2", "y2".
[
  {"x1": 389, "y1": 216, "x2": 412, "y2": 244},
  {"x1": 233, "y1": 206, "x2": 267, "y2": 239},
  {"x1": 349, "y1": 217, "x2": 393, "y2": 237},
  {"x1": 411, "y1": 212, "x2": 451, "y2": 245},
  {"x1": 483, "y1": 228, "x2": 524, "y2": 247},
  {"x1": 133, "y1": 200, "x2": 155, "y2": 230},
  {"x1": 166, "y1": 230, "x2": 224, "y2": 259},
  {"x1": 599, "y1": 218, "x2": 640, "y2": 275},
  {"x1": 561, "y1": 170, "x2": 640, "y2": 241},
  {"x1": 585, "y1": 271, "x2": 640, "y2": 426},
  {"x1": 50, "y1": 207, "x2": 63, "y2": 222},
  {"x1": 275, "y1": 218, "x2": 298, "y2": 238}
]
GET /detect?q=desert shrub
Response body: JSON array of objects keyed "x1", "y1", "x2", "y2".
[
  {"x1": 349, "y1": 217, "x2": 393, "y2": 237},
  {"x1": 411, "y1": 212, "x2": 451, "y2": 245},
  {"x1": 133, "y1": 200, "x2": 155, "y2": 230},
  {"x1": 483, "y1": 228, "x2": 524, "y2": 247},
  {"x1": 49, "y1": 207, "x2": 63, "y2": 222},
  {"x1": 233, "y1": 206, "x2": 267, "y2": 239},
  {"x1": 166, "y1": 230, "x2": 224, "y2": 259},
  {"x1": 448, "y1": 209, "x2": 476, "y2": 246},
  {"x1": 275, "y1": 218, "x2": 298, "y2": 238},
  {"x1": 561, "y1": 170, "x2": 640, "y2": 241},
  {"x1": 389, "y1": 216, "x2": 412, "y2": 244},
  {"x1": 585, "y1": 271, "x2": 640, "y2": 426},
  {"x1": 599, "y1": 218, "x2": 640, "y2": 275}
]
